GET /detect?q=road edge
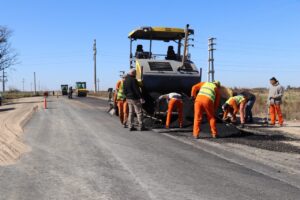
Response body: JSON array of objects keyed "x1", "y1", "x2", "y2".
[{"x1": 161, "y1": 132, "x2": 300, "y2": 190}]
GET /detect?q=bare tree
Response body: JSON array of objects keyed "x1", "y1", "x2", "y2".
[
  {"x1": 0, "y1": 26, "x2": 18, "y2": 69},
  {"x1": 0, "y1": 26, "x2": 18, "y2": 92}
]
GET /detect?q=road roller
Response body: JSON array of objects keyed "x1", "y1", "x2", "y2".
[{"x1": 75, "y1": 82, "x2": 88, "y2": 97}]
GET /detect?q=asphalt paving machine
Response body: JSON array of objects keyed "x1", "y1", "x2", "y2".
[{"x1": 128, "y1": 25, "x2": 201, "y2": 127}]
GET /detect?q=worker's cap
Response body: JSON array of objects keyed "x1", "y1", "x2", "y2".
[
  {"x1": 222, "y1": 103, "x2": 229, "y2": 111},
  {"x1": 128, "y1": 68, "x2": 136, "y2": 75},
  {"x1": 213, "y1": 80, "x2": 221, "y2": 87},
  {"x1": 270, "y1": 77, "x2": 278, "y2": 82}
]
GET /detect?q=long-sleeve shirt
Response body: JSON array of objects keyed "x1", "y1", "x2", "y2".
[
  {"x1": 191, "y1": 82, "x2": 221, "y2": 111},
  {"x1": 268, "y1": 82, "x2": 284, "y2": 105},
  {"x1": 239, "y1": 91, "x2": 256, "y2": 101},
  {"x1": 123, "y1": 75, "x2": 142, "y2": 100}
]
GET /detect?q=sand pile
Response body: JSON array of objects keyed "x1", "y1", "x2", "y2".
[{"x1": 0, "y1": 97, "x2": 41, "y2": 165}]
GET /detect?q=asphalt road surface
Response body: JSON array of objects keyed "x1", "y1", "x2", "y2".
[{"x1": 0, "y1": 96, "x2": 299, "y2": 200}]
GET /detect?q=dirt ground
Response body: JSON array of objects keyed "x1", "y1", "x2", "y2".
[{"x1": 0, "y1": 97, "x2": 42, "y2": 165}]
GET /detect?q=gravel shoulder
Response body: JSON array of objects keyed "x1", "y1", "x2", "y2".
[{"x1": 0, "y1": 97, "x2": 42, "y2": 165}]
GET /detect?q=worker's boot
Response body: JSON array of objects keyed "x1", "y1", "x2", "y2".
[
  {"x1": 129, "y1": 127, "x2": 136, "y2": 131},
  {"x1": 193, "y1": 135, "x2": 200, "y2": 139},
  {"x1": 212, "y1": 134, "x2": 218, "y2": 139},
  {"x1": 137, "y1": 126, "x2": 146, "y2": 131},
  {"x1": 239, "y1": 123, "x2": 245, "y2": 128}
]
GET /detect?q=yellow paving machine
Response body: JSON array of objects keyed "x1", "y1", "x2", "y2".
[{"x1": 128, "y1": 25, "x2": 201, "y2": 125}]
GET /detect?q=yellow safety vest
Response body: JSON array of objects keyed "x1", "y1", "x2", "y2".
[
  {"x1": 198, "y1": 82, "x2": 217, "y2": 102},
  {"x1": 226, "y1": 95, "x2": 245, "y2": 105},
  {"x1": 117, "y1": 81, "x2": 126, "y2": 100}
]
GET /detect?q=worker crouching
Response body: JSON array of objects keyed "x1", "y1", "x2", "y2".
[
  {"x1": 115, "y1": 75, "x2": 128, "y2": 127},
  {"x1": 222, "y1": 95, "x2": 247, "y2": 128},
  {"x1": 191, "y1": 81, "x2": 221, "y2": 139},
  {"x1": 158, "y1": 93, "x2": 183, "y2": 129}
]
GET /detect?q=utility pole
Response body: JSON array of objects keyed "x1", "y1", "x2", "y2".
[
  {"x1": 22, "y1": 78, "x2": 25, "y2": 92},
  {"x1": 97, "y1": 78, "x2": 100, "y2": 92},
  {"x1": 93, "y1": 39, "x2": 97, "y2": 93},
  {"x1": 34, "y1": 72, "x2": 36, "y2": 95},
  {"x1": 1, "y1": 68, "x2": 7, "y2": 92},
  {"x1": 208, "y1": 37, "x2": 216, "y2": 82},
  {"x1": 181, "y1": 24, "x2": 189, "y2": 66},
  {"x1": 30, "y1": 82, "x2": 32, "y2": 92}
]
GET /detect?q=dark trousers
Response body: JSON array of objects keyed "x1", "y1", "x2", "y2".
[{"x1": 245, "y1": 97, "x2": 256, "y2": 121}]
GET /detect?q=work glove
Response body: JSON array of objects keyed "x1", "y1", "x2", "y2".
[
  {"x1": 190, "y1": 96, "x2": 195, "y2": 101},
  {"x1": 223, "y1": 117, "x2": 229, "y2": 121}
]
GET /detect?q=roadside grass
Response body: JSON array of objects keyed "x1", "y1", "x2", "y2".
[
  {"x1": 88, "y1": 91, "x2": 110, "y2": 98},
  {"x1": 234, "y1": 88, "x2": 300, "y2": 121},
  {"x1": 2, "y1": 92, "x2": 42, "y2": 103}
]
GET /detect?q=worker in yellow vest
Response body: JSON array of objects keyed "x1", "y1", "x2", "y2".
[
  {"x1": 191, "y1": 81, "x2": 221, "y2": 139},
  {"x1": 222, "y1": 95, "x2": 247, "y2": 127},
  {"x1": 115, "y1": 75, "x2": 128, "y2": 127}
]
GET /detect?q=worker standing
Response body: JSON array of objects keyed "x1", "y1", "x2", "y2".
[
  {"x1": 158, "y1": 92, "x2": 183, "y2": 128},
  {"x1": 268, "y1": 77, "x2": 284, "y2": 126},
  {"x1": 123, "y1": 69, "x2": 145, "y2": 131},
  {"x1": 222, "y1": 95, "x2": 247, "y2": 127},
  {"x1": 191, "y1": 81, "x2": 221, "y2": 139},
  {"x1": 68, "y1": 87, "x2": 73, "y2": 99},
  {"x1": 115, "y1": 75, "x2": 128, "y2": 127},
  {"x1": 239, "y1": 91, "x2": 256, "y2": 123}
]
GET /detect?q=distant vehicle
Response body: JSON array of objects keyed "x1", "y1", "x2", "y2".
[
  {"x1": 75, "y1": 82, "x2": 88, "y2": 97},
  {"x1": 61, "y1": 84, "x2": 68, "y2": 95}
]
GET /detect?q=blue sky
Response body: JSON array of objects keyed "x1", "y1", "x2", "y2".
[{"x1": 1, "y1": 0, "x2": 299, "y2": 91}]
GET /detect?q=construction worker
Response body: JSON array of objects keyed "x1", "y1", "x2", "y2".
[
  {"x1": 268, "y1": 77, "x2": 284, "y2": 126},
  {"x1": 222, "y1": 95, "x2": 247, "y2": 127},
  {"x1": 68, "y1": 86, "x2": 73, "y2": 99},
  {"x1": 239, "y1": 91, "x2": 256, "y2": 123},
  {"x1": 158, "y1": 92, "x2": 183, "y2": 128},
  {"x1": 115, "y1": 75, "x2": 128, "y2": 127},
  {"x1": 191, "y1": 81, "x2": 221, "y2": 139},
  {"x1": 123, "y1": 68, "x2": 145, "y2": 131}
]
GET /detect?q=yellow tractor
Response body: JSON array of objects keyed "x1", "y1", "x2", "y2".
[{"x1": 75, "y1": 82, "x2": 88, "y2": 97}]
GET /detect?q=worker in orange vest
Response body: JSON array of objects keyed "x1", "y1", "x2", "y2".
[
  {"x1": 158, "y1": 92, "x2": 183, "y2": 128},
  {"x1": 268, "y1": 77, "x2": 284, "y2": 126},
  {"x1": 222, "y1": 95, "x2": 247, "y2": 127},
  {"x1": 191, "y1": 81, "x2": 221, "y2": 139},
  {"x1": 115, "y1": 75, "x2": 128, "y2": 127}
]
